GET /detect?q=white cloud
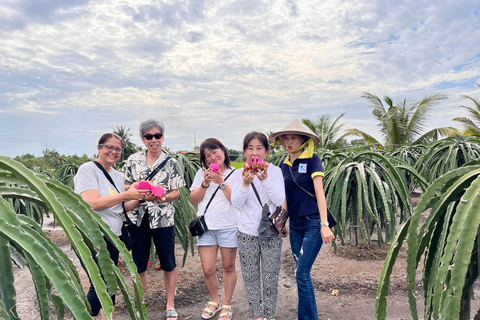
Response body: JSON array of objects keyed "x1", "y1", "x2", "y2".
[{"x1": 0, "y1": 0, "x2": 479, "y2": 156}]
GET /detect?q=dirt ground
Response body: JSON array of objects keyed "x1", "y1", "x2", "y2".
[{"x1": 12, "y1": 194, "x2": 480, "y2": 319}]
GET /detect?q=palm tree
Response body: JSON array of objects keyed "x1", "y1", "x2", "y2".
[
  {"x1": 302, "y1": 112, "x2": 348, "y2": 151},
  {"x1": 113, "y1": 125, "x2": 140, "y2": 161},
  {"x1": 42, "y1": 148, "x2": 66, "y2": 167},
  {"x1": 346, "y1": 92, "x2": 459, "y2": 150},
  {"x1": 453, "y1": 84, "x2": 480, "y2": 137}
]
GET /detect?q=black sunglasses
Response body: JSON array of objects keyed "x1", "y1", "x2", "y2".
[{"x1": 143, "y1": 133, "x2": 163, "y2": 140}]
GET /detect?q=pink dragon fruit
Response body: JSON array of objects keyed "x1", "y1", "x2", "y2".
[
  {"x1": 209, "y1": 163, "x2": 220, "y2": 173},
  {"x1": 138, "y1": 181, "x2": 152, "y2": 190},
  {"x1": 244, "y1": 158, "x2": 269, "y2": 173},
  {"x1": 151, "y1": 186, "x2": 165, "y2": 197}
]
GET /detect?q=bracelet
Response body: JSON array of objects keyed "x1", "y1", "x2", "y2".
[{"x1": 201, "y1": 182, "x2": 209, "y2": 188}]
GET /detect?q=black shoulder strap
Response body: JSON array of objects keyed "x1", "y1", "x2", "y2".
[
  {"x1": 250, "y1": 182, "x2": 263, "y2": 206},
  {"x1": 147, "y1": 156, "x2": 171, "y2": 181},
  {"x1": 94, "y1": 161, "x2": 120, "y2": 193},
  {"x1": 203, "y1": 169, "x2": 236, "y2": 215},
  {"x1": 93, "y1": 161, "x2": 127, "y2": 214},
  {"x1": 288, "y1": 164, "x2": 316, "y2": 199}
]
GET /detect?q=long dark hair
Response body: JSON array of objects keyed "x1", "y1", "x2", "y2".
[
  {"x1": 199, "y1": 138, "x2": 231, "y2": 169},
  {"x1": 242, "y1": 131, "x2": 269, "y2": 151}
]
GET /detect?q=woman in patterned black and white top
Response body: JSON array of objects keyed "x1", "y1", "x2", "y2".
[{"x1": 123, "y1": 119, "x2": 185, "y2": 320}]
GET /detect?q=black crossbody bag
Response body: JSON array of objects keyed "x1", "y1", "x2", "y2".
[
  {"x1": 93, "y1": 161, "x2": 136, "y2": 250},
  {"x1": 251, "y1": 183, "x2": 287, "y2": 238},
  {"x1": 188, "y1": 169, "x2": 235, "y2": 237},
  {"x1": 288, "y1": 165, "x2": 337, "y2": 227}
]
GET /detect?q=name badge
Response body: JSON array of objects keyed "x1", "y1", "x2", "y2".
[{"x1": 298, "y1": 163, "x2": 307, "y2": 173}]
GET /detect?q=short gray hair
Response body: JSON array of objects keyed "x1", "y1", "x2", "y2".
[{"x1": 139, "y1": 119, "x2": 165, "y2": 138}]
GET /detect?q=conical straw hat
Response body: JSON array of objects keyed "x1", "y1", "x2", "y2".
[{"x1": 269, "y1": 118, "x2": 320, "y2": 145}]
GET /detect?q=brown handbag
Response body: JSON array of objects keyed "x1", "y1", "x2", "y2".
[{"x1": 269, "y1": 206, "x2": 288, "y2": 236}]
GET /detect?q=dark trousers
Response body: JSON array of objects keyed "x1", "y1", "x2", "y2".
[
  {"x1": 81, "y1": 238, "x2": 119, "y2": 317},
  {"x1": 132, "y1": 211, "x2": 176, "y2": 273}
]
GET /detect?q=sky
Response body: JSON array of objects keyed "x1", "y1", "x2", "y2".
[{"x1": 1, "y1": 0, "x2": 480, "y2": 158}]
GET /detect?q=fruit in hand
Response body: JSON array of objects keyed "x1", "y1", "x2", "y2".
[
  {"x1": 209, "y1": 163, "x2": 220, "y2": 173},
  {"x1": 151, "y1": 186, "x2": 165, "y2": 197},
  {"x1": 243, "y1": 158, "x2": 269, "y2": 173},
  {"x1": 138, "y1": 181, "x2": 152, "y2": 190}
]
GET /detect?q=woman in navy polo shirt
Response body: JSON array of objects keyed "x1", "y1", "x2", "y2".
[{"x1": 269, "y1": 119, "x2": 335, "y2": 320}]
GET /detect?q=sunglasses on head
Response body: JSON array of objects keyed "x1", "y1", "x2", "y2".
[{"x1": 143, "y1": 133, "x2": 163, "y2": 140}]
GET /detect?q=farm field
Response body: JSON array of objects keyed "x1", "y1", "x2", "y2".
[{"x1": 13, "y1": 194, "x2": 480, "y2": 320}]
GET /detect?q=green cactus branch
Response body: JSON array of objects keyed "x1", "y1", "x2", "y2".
[
  {"x1": 376, "y1": 165, "x2": 480, "y2": 320},
  {"x1": 0, "y1": 155, "x2": 147, "y2": 320}
]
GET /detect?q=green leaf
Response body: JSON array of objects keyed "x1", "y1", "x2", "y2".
[
  {"x1": 0, "y1": 299, "x2": 10, "y2": 320},
  {"x1": 0, "y1": 234, "x2": 19, "y2": 320},
  {"x1": 444, "y1": 177, "x2": 480, "y2": 318}
]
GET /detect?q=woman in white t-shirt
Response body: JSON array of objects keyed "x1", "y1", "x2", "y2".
[
  {"x1": 74, "y1": 133, "x2": 148, "y2": 319},
  {"x1": 190, "y1": 138, "x2": 239, "y2": 320}
]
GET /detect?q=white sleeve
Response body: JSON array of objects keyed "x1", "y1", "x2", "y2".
[
  {"x1": 74, "y1": 163, "x2": 99, "y2": 194},
  {"x1": 260, "y1": 165, "x2": 285, "y2": 207},
  {"x1": 231, "y1": 169, "x2": 249, "y2": 209},
  {"x1": 190, "y1": 169, "x2": 205, "y2": 191}
]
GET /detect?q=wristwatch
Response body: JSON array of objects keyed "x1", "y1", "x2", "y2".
[
  {"x1": 220, "y1": 182, "x2": 227, "y2": 190},
  {"x1": 320, "y1": 221, "x2": 329, "y2": 227}
]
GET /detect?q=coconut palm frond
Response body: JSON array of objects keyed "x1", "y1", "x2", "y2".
[
  {"x1": 413, "y1": 127, "x2": 460, "y2": 145},
  {"x1": 453, "y1": 117, "x2": 480, "y2": 136},
  {"x1": 344, "y1": 129, "x2": 384, "y2": 149},
  {"x1": 361, "y1": 92, "x2": 387, "y2": 121},
  {"x1": 460, "y1": 95, "x2": 480, "y2": 118},
  {"x1": 302, "y1": 112, "x2": 348, "y2": 150},
  {"x1": 407, "y1": 94, "x2": 447, "y2": 140}
]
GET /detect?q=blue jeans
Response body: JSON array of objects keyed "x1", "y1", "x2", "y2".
[{"x1": 289, "y1": 216, "x2": 323, "y2": 320}]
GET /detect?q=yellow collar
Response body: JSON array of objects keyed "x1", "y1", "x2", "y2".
[{"x1": 284, "y1": 149, "x2": 312, "y2": 166}]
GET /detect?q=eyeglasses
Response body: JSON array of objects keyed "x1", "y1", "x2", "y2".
[
  {"x1": 143, "y1": 133, "x2": 163, "y2": 140},
  {"x1": 100, "y1": 144, "x2": 123, "y2": 153}
]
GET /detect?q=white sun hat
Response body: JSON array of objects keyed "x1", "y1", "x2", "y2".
[{"x1": 269, "y1": 118, "x2": 321, "y2": 145}]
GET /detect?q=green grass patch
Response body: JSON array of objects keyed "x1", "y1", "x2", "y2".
[{"x1": 231, "y1": 162, "x2": 245, "y2": 169}]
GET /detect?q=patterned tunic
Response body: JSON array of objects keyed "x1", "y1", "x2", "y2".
[{"x1": 123, "y1": 150, "x2": 185, "y2": 229}]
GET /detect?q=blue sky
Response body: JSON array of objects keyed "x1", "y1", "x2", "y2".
[{"x1": 1, "y1": 0, "x2": 479, "y2": 157}]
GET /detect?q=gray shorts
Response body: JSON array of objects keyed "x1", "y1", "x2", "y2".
[{"x1": 198, "y1": 227, "x2": 238, "y2": 248}]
